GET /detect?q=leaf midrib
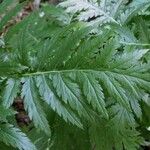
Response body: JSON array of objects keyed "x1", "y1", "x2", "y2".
[{"x1": 22, "y1": 69, "x2": 149, "y2": 83}]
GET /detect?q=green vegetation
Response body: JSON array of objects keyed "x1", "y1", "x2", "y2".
[{"x1": 0, "y1": 0, "x2": 150, "y2": 149}]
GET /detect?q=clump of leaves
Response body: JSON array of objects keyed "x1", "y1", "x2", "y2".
[{"x1": 0, "y1": 0, "x2": 150, "y2": 150}]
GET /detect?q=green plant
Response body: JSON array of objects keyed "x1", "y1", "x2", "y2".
[
  {"x1": 59, "y1": 0, "x2": 150, "y2": 26},
  {"x1": 0, "y1": 0, "x2": 150, "y2": 150}
]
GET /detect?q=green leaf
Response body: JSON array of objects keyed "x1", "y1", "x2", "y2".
[
  {"x1": 130, "y1": 96, "x2": 142, "y2": 119},
  {"x1": 110, "y1": 49, "x2": 149, "y2": 69},
  {"x1": 89, "y1": 121, "x2": 115, "y2": 150},
  {"x1": 2, "y1": 78, "x2": 20, "y2": 108},
  {"x1": 21, "y1": 77, "x2": 51, "y2": 135},
  {"x1": 0, "y1": 124, "x2": 37, "y2": 150},
  {"x1": 89, "y1": 115, "x2": 143, "y2": 150},
  {"x1": 119, "y1": 129, "x2": 144, "y2": 150},
  {"x1": 52, "y1": 73, "x2": 88, "y2": 118},
  {"x1": 42, "y1": 5, "x2": 71, "y2": 24},
  {"x1": 36, "y1": 75, "x2": 83, "y2": 128},
  {"x1": 95, "y1": 38, "x2": 118, "y2": 67},
  {"x1": 59, "y1": 0, "x2": 119, "y2": 26},
  {"x1": 110, "y1": 104, "x2": 135, "y2": 128},
  {"x1": 121, "y1": 0, "x2": 150, "y2": 24},
  {"x1": 77, "y1": 71, "x2": 108, "y2": 118},
  {"x1": 98, "y1": 72, "x2": 130, "y2": 110}
]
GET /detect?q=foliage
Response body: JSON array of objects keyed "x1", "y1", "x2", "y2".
[
  {"x1": 59, "y1": 0, "x2": 150, "y2": 26},
  {"x1": 0, "y1": 0, "x2": 150, "y2": 150}
]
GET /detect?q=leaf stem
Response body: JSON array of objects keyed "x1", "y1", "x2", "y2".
[{"x1": 23, "y1": 69, "x2": 100, "y2": 76}]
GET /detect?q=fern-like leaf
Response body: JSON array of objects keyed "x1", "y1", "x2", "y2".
[
  {"x1": 52, "y1": 73, "x2": 88, "y2": 117},
  {"x1": 60, "y1": 0, "x2": 150, "y2": 27},
  {"x1": 77, "y1": 71, "x2": 108, "y2": 118},
  {"x1": 21, "y1": 77, "x2": 51, "y2": 135},
  {"x1": 2, "y1": 78, "x2": 20, "y2": 108},
  {"x1": 0, "y1": 124, "x2": 37, "y2": 150},
  {"x1": 59, "y1": 0, "x2": 118, "y2": 26},
  {"x1": 36, "y1": 75, "x2": 83, "y2": 128}
]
